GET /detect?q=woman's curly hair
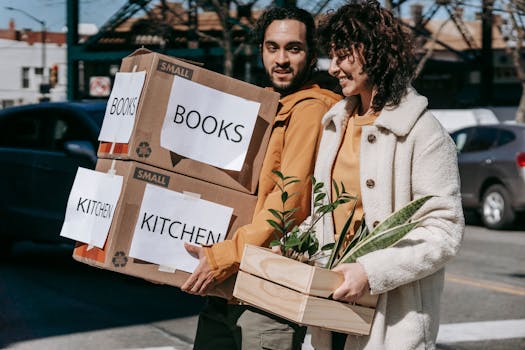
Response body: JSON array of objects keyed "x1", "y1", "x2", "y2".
[{"x1": 318, "y1": 0, "x2": 416, "y2": 111}]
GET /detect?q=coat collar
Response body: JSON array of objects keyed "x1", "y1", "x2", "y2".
[{"x1": 322, "y1": 87, "x2": 428, "y2": 137}]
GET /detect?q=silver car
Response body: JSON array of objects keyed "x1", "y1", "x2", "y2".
[{"x1": 451, "y1": 123, "x2": 525, "y2": 229}]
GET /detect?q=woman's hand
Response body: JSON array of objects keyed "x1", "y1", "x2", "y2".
[
  {"x1": 271, "y1": 245, "x2": 283, "y2": 255},
  {"x1": 332, "y1": 263, "x2": 370, "y2": 303}
]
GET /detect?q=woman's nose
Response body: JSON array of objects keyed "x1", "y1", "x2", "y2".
[{"x1": 328, "y1": 56, "x2": 339, "y2": 77}]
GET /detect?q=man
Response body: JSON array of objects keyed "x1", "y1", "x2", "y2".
[{"x1": 181, "y1": 6, "x2": 341, "y2": 350}]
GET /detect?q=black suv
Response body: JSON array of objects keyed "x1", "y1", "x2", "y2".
[
  {"x1": 451, "y1": 123, "x2": 525, "y2": 229},
  {"x1": 0, "y1": 101, "x2": 106, "y2": 253}
]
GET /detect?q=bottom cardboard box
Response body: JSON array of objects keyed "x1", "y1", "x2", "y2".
[
  {"x1": 233, "y1": 245, "x2": 377, "y2": 335},
  {"x1": 72, "y1": 159, "x2": 258, "y2": 298}
]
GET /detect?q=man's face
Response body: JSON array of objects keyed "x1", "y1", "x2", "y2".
[{"x1": 261, "y1": 19, "x2": 310, "y2": 95}]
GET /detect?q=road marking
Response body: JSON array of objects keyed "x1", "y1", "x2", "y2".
[
  {"x1": 446, "y1": 273, "x2": 525, "y2": 296},
  {"x1": 437, "y1": 319, "x2": 525, "y2": 343},
  {"x1": 301, "y1": 319, "x2": 525, "y2": 348}
]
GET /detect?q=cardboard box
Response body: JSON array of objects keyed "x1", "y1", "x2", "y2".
[
  {"x1": 73, "y1": 159, "x2": 258, "y2": 298},
  {"x1": 98, "y1": 49, "x2": 280, "y2": 194},
  {"x1": 233, "y1": 245, "x2": 378, "y2": 335}
]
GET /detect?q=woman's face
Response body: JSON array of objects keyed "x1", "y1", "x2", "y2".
[{"x1": 328, "y1": 46, "x2": 371, "y2": 98}]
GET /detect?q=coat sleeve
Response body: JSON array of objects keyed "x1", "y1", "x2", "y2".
[
  {"x1": 357, "y1": 121, "x2": 465, "y2": 294},
  {"x1": 205, "y1": 100, "x2": 330, "y2": 283}
]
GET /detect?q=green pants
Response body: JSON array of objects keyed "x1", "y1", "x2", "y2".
[{"x1": 193, "y1": 296, "x2": 306, "y2": 350}]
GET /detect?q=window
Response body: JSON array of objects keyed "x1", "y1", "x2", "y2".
[
  {"x1": 497, "y1": 130, "x2": 516, "y2": 147},
  {"x1": 0, "y1": 115, "x2": 46, "y2": 149},
  {"x1": 50, "y1": 113, "x2": 93, "y2": 151},
  {"x1": 451, "y1": 127, "x2": 475, "y2": 153},
  {"x1": 21, "y1": 67, "x2": 30, "y2": 88},
  {"x1": 463, "y1": 127, "x2": 499, "y2": 153}
]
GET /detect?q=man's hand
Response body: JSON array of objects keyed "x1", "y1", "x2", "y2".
[
  {"x1": 181, "y1": 243, "x2": 216, "y2": 296},
  {"x1": 332, "y1": 263, "x2": 370, "y2": 303}
]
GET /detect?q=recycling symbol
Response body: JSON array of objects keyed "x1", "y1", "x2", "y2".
[
  {"x1": 136, "y1": 141, "x2": 152, "y2": 158},
  {"x1": 112, "y1": 251, "x2": 128, "y2": 268}
]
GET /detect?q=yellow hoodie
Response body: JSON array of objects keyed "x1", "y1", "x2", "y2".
[{"x1": 204, "y1": 84, "x2": 341, "y2": 283}]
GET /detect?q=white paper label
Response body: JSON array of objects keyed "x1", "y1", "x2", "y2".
[
  {"x1": 98, "y1": 71, "x2": 146, "y2": 143},
  {"x1": 60, "y1": 167, "x2": 123, "y2": 248},
  {"x1": 129, "y1": 184, "x2": 233, "y2": 272},
  {"x1": 160, "y1": 76, "x2": 260, "y2": 171}
]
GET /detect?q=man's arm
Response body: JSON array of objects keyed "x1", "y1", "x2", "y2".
[{"x1": 182, "y1": 99, "x2": 332, "y2": 294}]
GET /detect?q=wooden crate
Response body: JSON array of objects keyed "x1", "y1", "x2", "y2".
[{"x1": 233, "y1": 244, "x2": 378, "y2": 335}]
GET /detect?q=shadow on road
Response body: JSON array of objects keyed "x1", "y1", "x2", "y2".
[
  {"x1": 463, "y1": 209, "x2": 525, "y2": 231},
  {"x1": 0, "y1": 242, "x2": 205, "y2": 348}
]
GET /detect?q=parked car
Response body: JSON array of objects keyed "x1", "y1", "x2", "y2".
[
  {"x1": 450, "y1": 124, "x2": 525, "y2": 229},
  {"x1": 431, "y1": 108, "x2": 499, "y2": 133},
  {"x1": 0, "y1": 100, "x2": 106, "y2": 254}
]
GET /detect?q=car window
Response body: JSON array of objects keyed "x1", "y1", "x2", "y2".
[
  {"x1": 0, "y1": 114, "x2": 49, "y2": 149},
  {"x1": 51, "y1": 112, "x2": 96, "y2": 151},
  {"x1": 496, "y1": 130, "x2": 516, "y2": 147},
  {"x1": 462, "y1": 127, "x2": 499, "y2": 153},
  {"x1": 451, "y1": 128, "x2": 474, "y2": 153}
]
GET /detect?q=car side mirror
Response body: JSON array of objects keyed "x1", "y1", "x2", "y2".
[{"x1": 63, "y1": 140, "x2": 97, "y2": 164}]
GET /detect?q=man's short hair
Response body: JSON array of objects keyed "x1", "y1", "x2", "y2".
[{"x1": 252, "y1": 6, "x2": 317, "y2": 66}]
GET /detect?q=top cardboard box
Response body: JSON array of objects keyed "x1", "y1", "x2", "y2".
[{"x1": 98, "y1": 49, "x2": 280, "y2": 194}]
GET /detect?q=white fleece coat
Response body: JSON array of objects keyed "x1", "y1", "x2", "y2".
[{"x1": 310, "y1": 88, "x2": 465, "y2": 350}]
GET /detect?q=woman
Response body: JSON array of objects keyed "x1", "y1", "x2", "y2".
[{"x1": 309, "y1": 1, "x2": 465, "y2": 349}]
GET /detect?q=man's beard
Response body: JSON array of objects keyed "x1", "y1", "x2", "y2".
[{"x1": 266, "y1": 65, "x2": 311, "y2": 96}]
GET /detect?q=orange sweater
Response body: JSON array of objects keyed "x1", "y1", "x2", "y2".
[
  {"x1": 331, "y1": 109, "x2": 378, "y2": 247},
  {"x1": 204, "y1": 84, "x2": 341, "y2": 283}
]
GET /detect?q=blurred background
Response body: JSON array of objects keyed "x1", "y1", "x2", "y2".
[
  {"x1": 0, "y1": 0, "x2": 523, "y2": 115},
  {"x1": 0, "y1": 1, "x2": 523, "y2": 349}
]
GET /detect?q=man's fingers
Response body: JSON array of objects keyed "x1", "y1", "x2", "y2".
[
  {"x1": 184, "y1": 242, "x2": 200, "y2": 258},
  {"x1": 190, "y1": 276, "x2": 205, "y2": 294},
  {"x1": 198, "y1": 277, "x2": 215, "y2": 296},
  {"x1": 181, "y1": 271, "x2": 199, "y2": 292}
]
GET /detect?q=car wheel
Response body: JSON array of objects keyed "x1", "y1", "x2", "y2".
[{"x1": 481, "y1": 184, "x2": 515, "y2": 230}]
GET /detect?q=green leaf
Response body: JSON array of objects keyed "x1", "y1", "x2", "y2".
[
  {"x1": 338, "y1": 220, "x2": 421, "y2": 264},
  {"x1": 268, "y1": 208, "x2": 284, "y2": 221},
  {"x1": 272, "y1": 169, "x2": 285, "y2": 180},
  {"x1": 333, "y1": 179, "x2": 340, "y2": 197},
  {"x1": 308, "y1": 241, "x2": 319, "y2": 256},
  {"x1": 321, "y1": 243, "x2": 335, "y2": 251},
  {"x1": 371, "y1": 195, "x2": 433, "y2": 236},
  {"x1": 285, "y1": 179, "x2": 300, "y2": 186},
  {"x1": 283, "y1": 236, "x2": 301, "y2": 248},
  {"x1": 315, "y1": 192, "x2": 326, "y2": 202},
  {"x1": 283, "y1": 208, "x2": 299, "y2": 215},
  {"x1": 267, "y1": 219, "x2": 284, "y2": 234},
  {"x1": 326, "y1": 199, "x2": 357, "y2": 268},
  {"x1": 313, "y1": 181, "x2": 324, "y2": 192},
  {"x1": 334, "y1": 219, "x2": 369, "y2": 266},
  {"x1": 269, "y1": 177, "x2": 284, "y2": 192},
  {"x1": 281, "y1": 191, "x2": 289, "y2": 203},
  {"x1": 284, "y1": 220, "x2": 296, "y2": 232},
  {"x1": 269, "y1": 240, "x2": 281, "y2": 247}
]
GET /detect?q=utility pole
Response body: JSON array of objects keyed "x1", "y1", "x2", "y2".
[{"x1": 481, "y1": 0, "x2": 494, "y2": 105}]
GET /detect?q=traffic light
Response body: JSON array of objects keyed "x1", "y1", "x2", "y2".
[{"x1": 50, "y1": 64, "x2": 58, "y2": 87}]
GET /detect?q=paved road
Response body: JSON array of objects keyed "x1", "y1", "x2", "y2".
[{"x1": 1, "y1": 221, "x2": 524, "y2": 350}]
